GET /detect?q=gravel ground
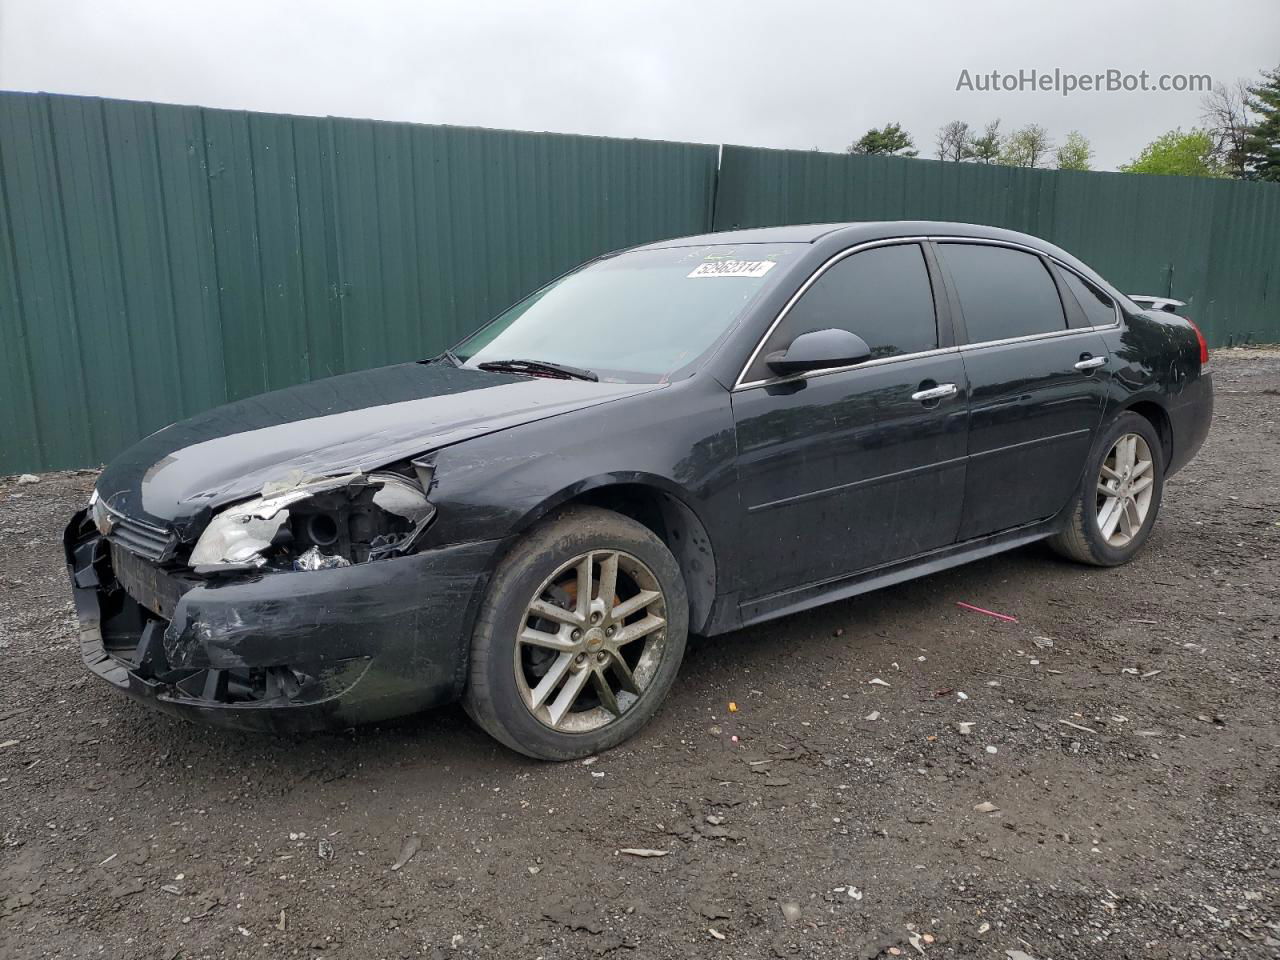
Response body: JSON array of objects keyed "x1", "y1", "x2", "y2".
[{"x1": 1, "y1": 348, "x2": 1278, "y2": 960}]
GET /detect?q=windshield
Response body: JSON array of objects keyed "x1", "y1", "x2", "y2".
[{"x1": 453, "y1": 244, "x2": 800, "y2": 382}]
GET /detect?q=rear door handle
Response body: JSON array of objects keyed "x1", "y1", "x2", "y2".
[
  {"x1": 911, "y1": 383, "x2": 958, "y2": 402},
  {"x1": 1075, "y1": 355, "x2": 1108, "y2": 370}
]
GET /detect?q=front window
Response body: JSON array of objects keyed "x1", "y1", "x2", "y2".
[
  {"x1": 454, "y1": 244, "x2": 801, "y2": 382},
  {"x1": 743, "y1": 242, "x2": 939, "y2": 382}
]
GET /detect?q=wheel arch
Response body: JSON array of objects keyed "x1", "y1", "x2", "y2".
[
  {"x1": 1117, "y1": 398, "x2": 1174, "y2": 472},
  {"x1": 503, "y1": 475, "x2": 719, "y2": 634}
]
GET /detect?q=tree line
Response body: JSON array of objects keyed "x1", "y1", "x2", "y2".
[{"x1": 841, "y1": 64, "x2": 1280, "y2": 180}]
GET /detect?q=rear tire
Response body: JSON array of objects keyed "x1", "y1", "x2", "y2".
[
  {"x1": 463, "y1": 506, "x2": 689, "y2": 760},
  {"x1": 1048, "y1": 412, "x2": 1165, "y2": 567}
]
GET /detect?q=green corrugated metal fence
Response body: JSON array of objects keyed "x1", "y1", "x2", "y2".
[
  {"x1": 2, "y1": 94, "x2": 1278, "y2": 475},
  {"x1": 0, "y1": 92, "x2": 717, "y2": 473},
  {"x1": 714, "y1": 144, "x2": 1280, "y2": 350}
]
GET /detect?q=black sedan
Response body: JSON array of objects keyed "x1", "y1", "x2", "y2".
[{"x1": 65, "y1": 221, "x2": 1214, "y2": 759}]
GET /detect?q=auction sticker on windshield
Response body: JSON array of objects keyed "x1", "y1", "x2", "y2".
[{"x1": 687, "y1": 260, "x2": 777, "y2": 279}]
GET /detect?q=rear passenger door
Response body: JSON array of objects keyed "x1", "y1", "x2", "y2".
[{"x1": 935, "y1": 242, "x2": 1111, "y2": 540}]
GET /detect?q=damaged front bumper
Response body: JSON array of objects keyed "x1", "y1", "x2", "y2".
[{"x1": 64, "y1": 510, "x2": 497, "y2": 733}]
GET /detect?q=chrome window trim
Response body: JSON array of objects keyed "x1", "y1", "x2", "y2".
[
  {"x1": 736, "y1": 345, "x2": 961, "y2": 391},
  {"x1": 956, "y1": 323, "x2": 1115, "y2": 352},
  {"x1": 733, "y1": 234, "x2": 1120, "y2": 392}
]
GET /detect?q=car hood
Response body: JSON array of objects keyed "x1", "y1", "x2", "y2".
[{"x1": 94, "y1": 361, "x2": 660, "y2": 530}]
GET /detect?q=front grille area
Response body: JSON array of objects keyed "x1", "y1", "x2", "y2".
[
  {"x1": 110, "y1": 541, "x2": 192, "y2": 620},
  {"x1": 101, "y1": 503, "x2": 178, "y2": 563}
]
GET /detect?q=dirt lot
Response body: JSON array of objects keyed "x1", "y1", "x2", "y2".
[{"x1": 1, "y1": 349, "x2": 1278, "y2": 960}]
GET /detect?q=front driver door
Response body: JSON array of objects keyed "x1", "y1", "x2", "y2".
[{"x1": 731, "y1": 241, "x2": 969, "y2": 614}]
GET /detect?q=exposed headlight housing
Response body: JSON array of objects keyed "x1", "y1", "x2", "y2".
[{"x1": 189, "y1": 471, "x2": 435, "y2": 574}]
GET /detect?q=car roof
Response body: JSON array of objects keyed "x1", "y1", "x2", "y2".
[
  {"x1": 630, "y1": 220, "x2": 1116, "y2": 293},
  {"x1": 633, "y1": 221, "x2": 1071, "y2": 254},
  {"x1": 631, "y1": 224, "x2": 849, "y2": 246}
]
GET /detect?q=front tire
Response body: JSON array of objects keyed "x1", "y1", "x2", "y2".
[
  {"x1": 463, "y1": 506, "x2": 689, "y2": 760},
  {"x1": 1048, "y1": 412, "x2": 1165, "y2": 566}
]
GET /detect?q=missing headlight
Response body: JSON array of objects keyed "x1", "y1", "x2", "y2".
[{"x1": 189, "y1": 471, "x2": 436, "y2": 574}]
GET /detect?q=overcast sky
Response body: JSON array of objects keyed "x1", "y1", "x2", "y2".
[{"x1": 2, "y1": 0, "x2": 1276, "y2": 171}]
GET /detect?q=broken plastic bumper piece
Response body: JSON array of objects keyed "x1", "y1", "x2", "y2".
[{"x1": 64, "y1": 509, "x2": 497, "y2": 733}]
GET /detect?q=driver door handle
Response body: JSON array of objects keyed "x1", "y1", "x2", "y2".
[
  {"x1": 1075, "y1": 355, "x2": 1108, "y2": 370},
  {"x1": 911, "y1": 383, "x2": 958, "y2": 402}
]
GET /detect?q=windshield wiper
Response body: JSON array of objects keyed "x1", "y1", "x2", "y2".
[{"x1": 476, "y1": 358, "x2": 599, "y2": 382}]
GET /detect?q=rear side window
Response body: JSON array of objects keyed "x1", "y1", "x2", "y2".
[
  {"x1": 747, "y1": 243, "x2": 937, "y2": 380},
  {"x1": 1060, "y1": 269, "x2": 1117, "y2": 327},
  {"x1": 941, "y1": 244, "x2": 1067, "y2": 343}
]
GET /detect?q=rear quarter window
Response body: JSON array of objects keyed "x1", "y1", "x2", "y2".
[{"x1": 1060, "y1": 269, "x2": 1118, "y2": 327}]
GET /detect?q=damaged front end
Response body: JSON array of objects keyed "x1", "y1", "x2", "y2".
[
  {"x1": 67, "y1": 462, "x2": 495, "y2": 733},
  {"x1": 183, "y1": 465, "x2": 437, "y2": 574}
]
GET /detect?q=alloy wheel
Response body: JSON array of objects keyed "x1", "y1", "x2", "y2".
[
  {"x1": 514, "y1": 550, "x2": 668, "y2": 733},
  {"x1": 1096, "y1": 433, "x2": 1155, "y2": 547}
]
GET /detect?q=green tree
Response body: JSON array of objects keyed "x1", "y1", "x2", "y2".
[
  {"x1": 847, "y1": 122, "x2": 918, "y2": 157},
  {"x1": 999, "y1": 124, "x2": 1053, "y2": 168},
  {"x1": 1241, "y1": 65, "x2": 1280, "y2": 181},
  {"x1": 1119, "y1": 129, "x2": 1224, "y2": 178},
  {"x1": 967, "y1": 120, "x2": 1002, "y2": 163},
  {"x1": 1055, "y1": 131, "x2": 1093, "y2": 170}
]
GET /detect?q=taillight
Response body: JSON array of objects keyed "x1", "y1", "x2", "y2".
[{"x1": 1186, "y1": 318, "x2": 1209, "y2": 366}]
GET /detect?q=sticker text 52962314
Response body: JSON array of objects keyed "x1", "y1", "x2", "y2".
[{"x1": 687, "y1": 260, "x2": 777, "y2": 279}]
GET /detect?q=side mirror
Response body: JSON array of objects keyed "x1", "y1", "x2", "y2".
[{"x1": 765, "y1": 328, "x2": 872, "y2": 375}]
